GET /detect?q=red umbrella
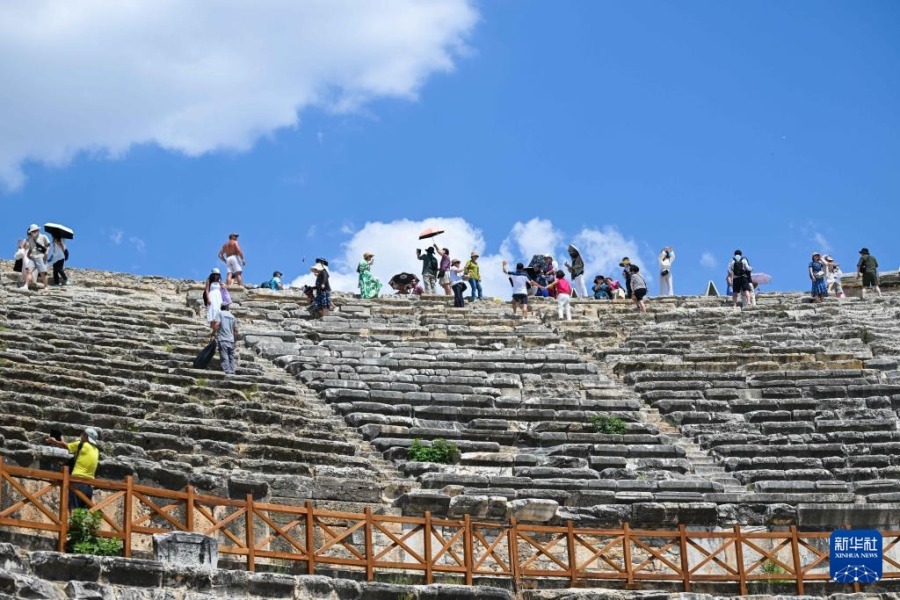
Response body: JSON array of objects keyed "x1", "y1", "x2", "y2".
[{"x1": 418, "y1": 227, "x2": 445, "y2": 240}]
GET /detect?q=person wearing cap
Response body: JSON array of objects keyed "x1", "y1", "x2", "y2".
[
  {"x1": 218, "y1": 233, "x2": 246, "y2": 287},
  {"x1": 357, "y1": 253, "x2": 381, "y2": 298},
  {"x1": 618, "y1": 257, "x2": 632, "y2": 299},
  {"x1": 449, "y1": 258, "x2": 467, "y2": 308},
  {"x1": 856, "y1": 248, "x2": 882, "y2": 299},
  {"x1": 502, "y1": 260, "x2": 542, "y2": 318},
  {"x1": 809, "y1": 252, "x2": 828, "y2": 303},
  {"x1": 204, "y1": 268, "x2": 224, "y2": 322},
  {"x1": 26, "y1": 224, "x2": 51, "y2": 288},
  {"x1": 46, "y1": 427, "x2": 100, "y2": 509},
  {"x1": 727, "y1": 250, "x2": 753, "y2": 309},
  {"x1": 311, "y1": 263, "x2": 331, "y2": 317},
  {"x1": 416, "y1": 246, "x2": 439, "y2": 294},
  {"x1": 823, "y1": 255, "x2": 845, "y2": 299},
  {"x1": 262, "y1": 271, "x2": 284, "y2": 291},
  {"x1": 464, "y1": 252, "x2": 483, "y2": 302},
  {"x1": 211, "y1": 302, "x2": 239, "y2": 375}
]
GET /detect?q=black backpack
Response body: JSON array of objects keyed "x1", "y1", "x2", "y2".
[{"x1": 733, "y1": 257, "x2": 749, "y2": 278}]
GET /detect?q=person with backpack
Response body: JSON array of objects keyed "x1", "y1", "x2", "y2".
[
  {"x1": 26, "y1": 224, "x2": 51, "y2": 288},
  {"x1": 45, "y1": 427, "x2": 100, "y2": 510},
  {"x1": 261, "y1": 271, "x2": 284, "y2": 291},
  {"x1": 809, "y1": 252, "x2": 828, "y2": 303},
  {"x1": 856, "y1": 248, "x2": 882, "y2": 299},
  {"x1": 629, "y1": 264, "x2": 648, "y2": 313},
  {"x1": 13, "y1": 239, "x2": 34, "y2": 290},
  {"x1": 727, "y1": 250, "x2": 753, "y2": 309},
  {"x1": 449, "y1": 259, "x2": 467, "y2": 308},
  {"x1": 47, "y1": 236, "x2": 69, "y2": 286}
]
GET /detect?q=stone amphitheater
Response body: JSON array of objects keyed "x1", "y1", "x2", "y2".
[{"x1": 2, "y1": 260, "x2": 900, "y2": 599}]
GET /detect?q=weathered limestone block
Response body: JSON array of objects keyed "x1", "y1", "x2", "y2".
[
  {"x1": 29, "y1": 552, "x2": 102, "y2": 582},
  {"x1": 506, "y1": 498, "x2": 558, "y2": 522},
  {"x1": 152, "y1": 533, "x2": 217, "y2": 569}
]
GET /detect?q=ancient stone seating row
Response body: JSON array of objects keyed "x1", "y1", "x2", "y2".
[{"x1": 0, "y1": 282, "x2": 393, "y2": 511}]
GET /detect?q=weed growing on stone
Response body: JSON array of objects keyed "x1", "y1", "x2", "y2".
[
  {"x1": 244, "y1": 383, "x2": 260, "y2": 400},
  {"x1": 760, "y1": 559, "x2": 790, "y2": 583},
  {"x1": 739, "y1": 340, "x2": 752, "y2": 350},
  {"x1": 196, "y1": 378, "x2": 207, "y2": 387},
  {"x1": 590, "y1": 414, "x2": 627, "y2": 435},
  {"x1": 407, "y1": 439, "x2": 459, "y2": 464},
  {"x1": 859, "y1": 327, "x2": 873, "y2": 344},
  {"x1": 68, "y1": 509, "x2": 122, "y2": 556}
]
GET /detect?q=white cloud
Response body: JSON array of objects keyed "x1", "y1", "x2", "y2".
[
  {"x1": 813, "y1": 232, "x2": 831, "y2": 253},
  {"x1": 129, "y1": 236, "x2": 146, "y2": 254},
  {"x1": 572, "y1": 226, "x2": 651, "y2": 283},
  {"x1": 291, "y1": 218, "x2": 650, "y2": 298},
  {"x1": 109, "y1": 230, "x2": 123, "y2": 245},
  {"x1": 0, "y1": 1, "x2": 478, "y2": 190},
  {"x1": 700, "y1": 251, "x2": 718, "y2": 270}
]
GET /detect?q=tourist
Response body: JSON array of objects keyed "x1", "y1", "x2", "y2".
[
  {"x1": 544, "y1": 270, "x2": 573, "y2": 321},
  {"x1": 45, "y1": 427, "x2": 100, "y2": 509},
  {"x1": 605, "y1": 277, "x2": 626, "y2": 300},
  {"x1": 218, "y1": 233, "x2": 246, "y2": 287},
  {"x1": 619, "y1": 257, "x2": 632, "y2": 299},
  {"x1": 357, "y1": 253, "x2": 382, "y2": 298},
  {"x1": 262, "y1": 271, "x2": 284, "y2": 291},
  {"x1": 630, "y1": 264, "x2": 648, "y2": 313},
  {"x1": 47, "y1": 235, "x2": 69, "y2": 287},
  {"x1": 311, "y1": 263, "x2": 331, "y2": 317},
  {"x1": 728, "y1": 250, "x2": 753, "y2": 309},
  {"x1": 416, "y1": 246, "x2": 438, "y2": 294},
  {"x1": 449, "y1": 259, "x2": 466, "y2": 308},
  {"x1": 464, "y1": 252, "x2": 483, "y2": 301},
  {"x1": 542, "y1": 255, "x2": 557, "y2": 298},
  {"x1": 565, "y1": 246, "x2": 588, "y2": 299},
  {"x1": 503, "y1": 260, "x2": 540, "y2": 318},
  {"x1": 13, "y1": 239, "x2": 33, "y2": 290},
  {"x1": 435, "y1": 245, "x2": 452, "y2": 296},
  {"x1": 592, "y1": 275, "x2": 611, "y2": 299},
  {"x1": 658, "y1": 246, "x2": 675, "y2": 296},
  {"x1": 26, "y1": 224, "x2": 50, "y2": 287},
  {"x1": 211, "y1": 302, "x2": 239, "y2": 375},
  {"x1": 204, "y1": 268, "x2": 224, "y2": 322},
  {"x1": 823, "y1": 255, "x2": 845, "y2": 298},
  {"x1": 856, "y1": 248, "x2": 882, "y2": 299},
  {"x1": 809, "y1": 252, "x2": 828, "y2": 303}
]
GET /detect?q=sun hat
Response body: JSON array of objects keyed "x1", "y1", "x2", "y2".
[
  {"x1": 471, "y1": 252, "x2": 479, "y2": 258},
  {"x1": 211, "y1": 268, "x2": 221, "y2": 274},
  {"x1": 859, "y1": 248, "x2": 869, "y2": 254},
  {"x1": 28, "y1": 224, "x2": 39, "y2": 233},
  {"x1": 618, "y1": 257, "x2": 630, "y2": 267},
  {"x1": 363, "y1": 252, "x2": 374, "y2": 259},
  {"x1": 812, "y1": 251, "x2": 821, "y2": 258},
  {"x1": 83, "y1": 427, "x2": 100, "y2": 445},
  {"x1": 823, "y1": 255, "x2": 834, "y2": 262}
]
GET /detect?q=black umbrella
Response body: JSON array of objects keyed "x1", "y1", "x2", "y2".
[
  {"x1": 44, "y1": 223, "x2": 74, "y2": 240},
  {"x1": 389, "y1": 273, "x2": 419, "y2": 289}
]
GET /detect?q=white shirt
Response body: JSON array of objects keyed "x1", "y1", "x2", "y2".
[
  {"x1": 659, "y1": 249, "x2": 675, "y2": 272},
  {"x1": 449, "y1": 266, "x2": 462, "y2": 284},
  {"x1": 509, "y1": 273, "x2": 529, "y2": 295}
]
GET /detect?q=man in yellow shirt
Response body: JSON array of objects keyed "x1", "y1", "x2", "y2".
[{"x1": 46, "y1": 427, "x2": 99, "y2": 509}]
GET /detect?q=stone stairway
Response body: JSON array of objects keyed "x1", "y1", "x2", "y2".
[{"x1": 0, "y1": 264, "x2": 403, "y2": 514}]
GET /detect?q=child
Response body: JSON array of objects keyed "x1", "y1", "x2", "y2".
[
  {"x1": 629, "y1": 265, "x2": 648, "y2": 313},
  {"x1": 544, "y1": 270, "x2": 573, "y2": 320}
]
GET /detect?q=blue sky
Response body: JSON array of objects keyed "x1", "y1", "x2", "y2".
[{"x1": 2, "y1": 1, "x2": 897, "y2": 294}]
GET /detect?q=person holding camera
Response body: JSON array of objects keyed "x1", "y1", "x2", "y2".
[
  {"x1": 46, "y1": 427, "x2": 100, "y2": 510},
  {"x1": 658, "y1": 246, "x2": 675, "y2": 296}
]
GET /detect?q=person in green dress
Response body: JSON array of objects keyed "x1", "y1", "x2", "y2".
[{"x1": 357, "y1": 252, "x2": 382, "y2": 298}]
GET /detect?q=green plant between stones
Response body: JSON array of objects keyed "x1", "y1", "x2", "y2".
[
  {"x1": 590, "y1": 414, "x2": 628, "y2": 435},
  {"x1": 407, "y1": 438, "x2": 460, "y2": 464},
  {"x1": 760, "y1": 558, "x2": 790, "y2": 583},
  {"x1": 68, "y1": 509, "x2": 122, "y2": 556}
]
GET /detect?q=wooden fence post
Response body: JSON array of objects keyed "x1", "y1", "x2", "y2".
[
  {"x1": 508, "y1": 517, "x2": 520, "y2": 590},
  {"x1": 364, "y1": 507, "x2": 374, "y2": 582},
  {"x1": 245, "y1": 494, "x2": 255, "y2": 572},
  {"x1": 305, "y1": 500, "x2": 316, "y2": 575},
  {"x1": 566, "y1": 520, "x2": 578, "y2": 587},
  {"x1": 424, "y1": 511, "x2": 433, "y2": 584},
  {"x1": 58, "y1": 467, "x2": 69, "y2": 553},
  {"x1": 790, "y1": 525, "x2": 804, "y2": 595},
  {"x1": 623, "y1": 523, "x2": 634, "y2": 589},
  {"x1": 679, "y1": 524, "x2": 691, "y2": 592},
  {"x1": 185, "y1": 485, "x2": 195, "y2": 532},
  {"x1": 463, "y1": 514, "x2": 474, "y2": 586},
  {"x1": 733, "y1": 524, "x2": 747, "y2": 596},
  {"x1": 123, "y1": 476, "x2": 133, "y2": 558}
]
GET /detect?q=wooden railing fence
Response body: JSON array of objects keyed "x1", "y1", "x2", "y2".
[{"x1": 1, "y1": 457, "x2": 897, "y2": 593}]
